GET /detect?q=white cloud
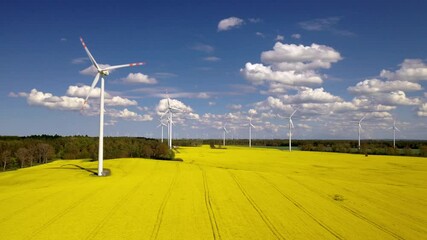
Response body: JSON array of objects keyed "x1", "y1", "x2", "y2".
[
  {"x1": 281, "y1": 87, "x2": 343, "y2": 104},
  {"x1": 248, "y1": 18, "x2": 261, "y2": 23},
  {"x1": 109, "y1": 108, "x2": 152, "y2": 121},
  {"x1": 156, "y1": 98, "x2": 193, "y2": 114},
  {"x1": 218, "y1": 17, "x2": 244, "y2": 31},
  {"x1": 227, "y1": 104, "x2": 242, "y2": 110},
  {"x1": 203, "y1": 56, "x2": 221, "y2": 62},
  {"x1": 208, "y1": 101, "x2": 216, "y2": 106},
  {"x1": 248, "y1": 109, "x2": 257, "y2": 115},
  {"x1": 192, "y1": 43, "x2": 214, "y2": 53},
  {"x1": 348, "y1": 79, "x2": 422, "y2": 94},
  {"x1": 380, "y1": 59, "x2": 427, "y2": 82},
  {"x1": 260, "y1": 42, "x2": 342, "y2": 70},
  {"x1": 291, "y1": 34, "x2": 301, "y2": 39},
  {"x1": 24, "y1": 89, "x2": 85, "y2": 111},
  {"x1": 241, "y1": 62, "x2": 323, "y2": 86},
  {"x1": 66, "y1": 85, "x2": 111, "y2": 98},
  {"x1": 79, "y1": 64, "x2": 111, "y2": 76},
  {"x1": 121, "y1": 72, "x2": 157, "y2": 84},
  {"x1": 417, "y1": 103, "x2": 427, "y2": 117},
  {"x1": 104, "y1": 96, "x2": 138, "y2": 107},
  {"x1": 256, "y1": 32, "x2": 265, "y2": 38},
  {"x1": 275, "y1": 35, "x2": 284, "y2": 41}
]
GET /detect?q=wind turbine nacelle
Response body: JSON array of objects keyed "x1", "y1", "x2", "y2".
[{"x1": 101, "y1": 70, "x2": 110, "y2": 76}]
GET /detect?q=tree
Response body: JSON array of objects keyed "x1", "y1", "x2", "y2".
[
  {"x1": 1, "y1": 150, "x2": 11, "y2": 171},
  {"x1": 36, "y1": 143, "x2": 55, "y2": 163},
  {"x1": 15, "y1": 147, "x2": 32, "y2": 168}
]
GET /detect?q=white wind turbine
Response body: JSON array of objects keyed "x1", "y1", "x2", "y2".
[
  {"x1": 157, "y1": 118, "x2": 167, "y2": 143},
  {"x1": 358, "y1": 115, "x2": 367, "y2": 150},
  {"x1": 80, "y1": 37, "x2": 144, "y2": 176},
  {"x1": 161, "y1": 96, "x2": 181, "y2": 149},
  {"x1": 248, "y1": 117, "x2": 255, "y2": 147},
  {"x1": 286, "y1": 109, "x2": 297, "y2": 152},
  {"x1": 222, "y1": 124, "x2": 229, "y2": 146},
  {"x1": 391, "y1": 119, "x2": 400, "y2": 149}
]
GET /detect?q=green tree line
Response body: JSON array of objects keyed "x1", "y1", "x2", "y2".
[{"x1": 0, "y1": 135, "x2": 174, "y2": 171}]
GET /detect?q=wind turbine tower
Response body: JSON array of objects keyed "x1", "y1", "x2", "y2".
[
  {"x1": 391, "y1": 119, "x2": 400, "y2": 149},
  {"x1": 79, "y1": 37, "x2": 144, "y2": 176},
  {"x1": 286, "y1": 109, "x2": 297, "y2": 152},
  {"x1": 157, "y1": 118, "x2": 167, "y2": 143},
  {"x1": 248, "y1": 117, "x2": 255, "y2": 147},
  {"x1": 358, "y1": 115, "x2": 366, "y2": 150},
  {"x1": 222, "y1": 124, "x2": 229, "y2": 146},
  {"x1": 161, "y1": 96, "x2": 181, "y2": 149}
]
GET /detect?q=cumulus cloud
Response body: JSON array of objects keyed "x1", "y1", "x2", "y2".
[
  {"x1": 348, "y1": 79, "x2": 422, "y2": 94},
  {"x1": 380, "y1": 59, "x2": 427, "y2": 82},
  {"x1": 281, "y1": 87, "x2": 343, "y2": 104},
  {"x1": 417, "y1": 103, "x2": 427, "y2": 117},
  {"x1": 241, "y1": 62, "x2": 323, "y2": 86},
  {"x1": 260, "y1": 42, "x2": 342, "y2": 70},
  {"x1": 104, "y1": 96, "x2": 137, "y2": 107},
  {"x1": 218, "y1": 17, "x2": 244, "y2": 31},
  {"x1": 156, "y1": 98, "x2": 193, "y2": 114},
  {"x1": 72, "y1": 57, "x2": 88, "y2": 64},
  {"x1": 109, "y1": 108, "x2": 152, "y2": 121},
  {"x1": 23, "y1": 89, "x2": 85, "y2": 111},
  {"x1": 66, "y1": 85, "x2": 111, "y2": 98},
  {"x1": 121, "y1": 73, "x2": 157, "y2": 84}
]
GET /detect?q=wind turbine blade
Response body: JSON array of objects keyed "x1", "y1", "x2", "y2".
[
  {"x1": 250, "y1": 123, "x2": 255, "y2": 128},
  {"x1": 290, "y1": 119, "x2": 294, "y2": 128},
  {"x1": 395, "y1": 127, "x2": 400, "y2": 132},
  {"x1": 102, "y1": 62, "x2": 145, "y2": 71},
  {"x1": 84, "y1": 73, "x2": 100, "y2": 104},
  {"x1": 290, "y1": 109, "x2": 298, "y2": 118},
  {"x1": 80, "y1": 37, "x2": 100, "y2": 71},
  {"x1": 360, "y1": 114, "x2": 367, "y2": 123}
]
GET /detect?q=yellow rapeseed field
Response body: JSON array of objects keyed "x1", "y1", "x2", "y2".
[{"x1": 0, "y1": 145, "x2": 426, "y2": 239}]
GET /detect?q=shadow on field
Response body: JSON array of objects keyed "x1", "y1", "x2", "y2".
[{"x1": 51, "y1": 164, "x2": 99, "y2": 175}]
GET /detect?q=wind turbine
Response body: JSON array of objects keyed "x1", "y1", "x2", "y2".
[
  {"x1": 79, "y1": 37, "x2": 144, "y2": 176},
  {"x1": 286, "y1": 109, "x2": 297, "y2": 152},
  {"x1": 248, "y1": 117, "x2": 255, "y2": 147},
  {"x1": 157, "y1": 118, "x2": 167, "y2": 143},
  {"x1": 222, "y1": 124, "x2": 229, "y2": 146},
  {"x1": 161, "y1": 96, "x2": 181, "y2": 149},
  {"x1": 391, "y1": 119, "x2": 400, "y2": 149},
  {"x1": 358, "y1": 115, "x2": 367, "y2": 150}
]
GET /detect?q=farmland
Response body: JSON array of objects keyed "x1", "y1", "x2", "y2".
[{"x1": 0, "y1": 145, "x2": 426, "y2": 239}]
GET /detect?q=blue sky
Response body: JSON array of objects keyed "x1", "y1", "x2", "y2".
[{"x1": 1, "y1": 0, "x2": 426, "y2": 139}]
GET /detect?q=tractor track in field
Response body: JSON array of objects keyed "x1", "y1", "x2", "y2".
[
  {"x1": 229, "y1": 171, "x2": 286, "y2": 240},
  {"x1": 286, "y1": 176, "x2": 405, "y2": 240},
  {"x1": 199, "y1": 166, "x2": 221, "y2": 240},
  {"x1": 85, "y1": 162, "x2": 160, "y2": 240},
  {"x1": 256, "y1": 173, "x2": 343, "y2": 240},
  {"x1": 29, "y1": 186, "x2": 105, "y2": 240},
  {"x1": 0, "y1": 189, "x2": 65, "y2": 223},
  {"x1": 150, "y1": 163, "x2": 181, "y2": 240}
]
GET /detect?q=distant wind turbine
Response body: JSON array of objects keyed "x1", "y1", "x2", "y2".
[
  {"x1": 358, "y1": 115, "x2": 367, "y2": 150},
  {"x1": 248, "y1": 117, "x2": 255, "y2": 147},
  {"x1": 286, "y1": 109, "x2": 297, "y2": 152},
  {"x1": 161, "y1": 96, "x2": 181, "y2": 149},
  {"x1": 222, "y1": 124, "x2": 229, "y2": 146},
  {"x1": 157, "y1": 118, "x2": 167, "y2": 143},
  {"x1": 79, "y1": 37, "x2": 144, "y2": 176},
  {"x1": 391, "y1": 119, "x2": 400, "y2": 149}
]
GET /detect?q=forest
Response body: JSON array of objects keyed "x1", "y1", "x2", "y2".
[{"x1": 0, "y1": 135, "x2": 174, "y2": 171}]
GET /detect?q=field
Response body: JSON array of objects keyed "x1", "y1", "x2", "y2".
[{"x1": 0, "y1": 145, "x2": 426, "y2": 239}]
